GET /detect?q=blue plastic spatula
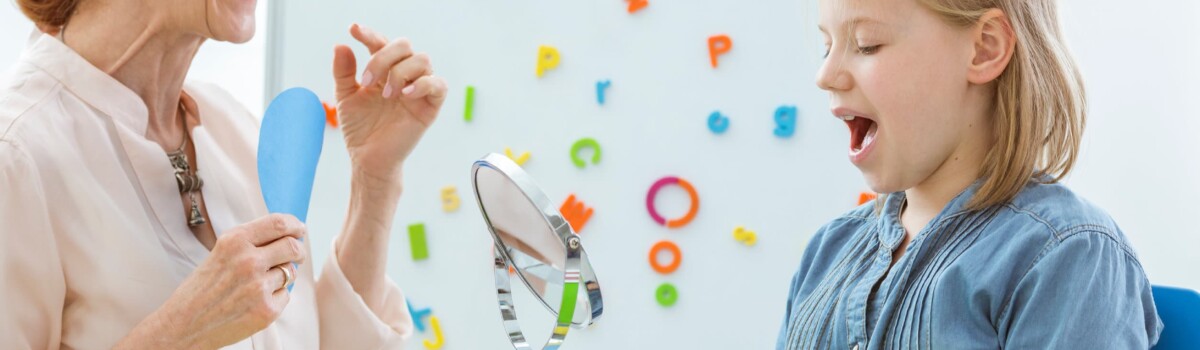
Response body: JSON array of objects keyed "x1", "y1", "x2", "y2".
[{"x1": 257, "y1": 87, "x2": 327, "y2": 292}]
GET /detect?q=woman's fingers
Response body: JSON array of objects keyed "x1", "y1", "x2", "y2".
[
  {"x1": 235, "y1": 214, "x2": 305, "y2": 247},
  {"x1": 361, "y1": 38, "x2": 414, "y2": 90},
  {"x1": 349, "y1": 23, "x2": 388, "y2": 54},
  {"x1": 265, "y1": 262, "x2": 299, "y2": 293},
  {"x1": 247, "y1": 266, "x2": 292, "y2": 326},
  {"x1": 350, "y1": 23, "x2": 401, "y2": 89},
  {"x1": 342, "y1": 24, "x2": 437, "y2": 101},
  {"x1": 383, "y1": 52, "x2": 431, "y2": 99},
  {"x1": 261, "y1": 236, "x2": 306, "y2": 267},
  {"x1": 269, "y1": 284, "x2": 290, "y2": 314},
  {"x1": 269, "y1": 277, "x2": 291, "y2": 309},
  {"x1": 401, "y1": 75, "x2": 448, "y2": 106},
  {"x1": 332, "y1": 44, "x2": 359, "y2": 101}
]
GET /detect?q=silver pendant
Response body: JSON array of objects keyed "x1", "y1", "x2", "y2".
[
  {"x1": 169, "y1": 150, "x2": 204, "y2": 193},
  {"x1": 168, "y1": 150, "x2": 190, "y2": 173},
  {"x1": 188, "y1": 193, "x2": 206, "y2": 227}
]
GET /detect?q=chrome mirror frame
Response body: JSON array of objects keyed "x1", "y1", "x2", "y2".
[{"x1": 471, "y1": 153, "x2": 603, "y2": 350}]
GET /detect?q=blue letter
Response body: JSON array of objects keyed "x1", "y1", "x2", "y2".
[
  {"x1": 596, "y1": 80, "x2": 612, "y2": 105},
  {"x1": 708, "y1": 111, "x2": 730, "y2": 134},
  {"x1": 774, "y1": 105, "x2": 798, "y2": 138}
]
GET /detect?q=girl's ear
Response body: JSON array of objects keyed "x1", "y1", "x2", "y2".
[{"x1": 968, "y1": 9, "x2": 1016, "y2": 85}]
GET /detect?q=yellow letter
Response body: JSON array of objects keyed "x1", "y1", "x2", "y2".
[
  {"x1": 441, "y1": 186, "x2": 460, "y2": 212},
  {"x1": 505, "y1": 147, "x2": 531, "y2": 166},
  {"x1": 536, "y1": 45, "x2": 561, "y2": 78},
  {"x1": 422, "y1": 316, "x2": 445, "y2": 349},
  {"x1": 733, "y1": 226, "x2": 757, "y2": 246}
]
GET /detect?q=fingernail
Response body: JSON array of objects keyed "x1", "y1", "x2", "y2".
[
  {"x1": 361, "y1": 71, "x2": 374, "y2": 86},
  {"x1": 382, "y1": 83, "x2": 393, "y2": 98},
  {"x1": 401, "y1": 84, "x2": 416, "y2": 95}
]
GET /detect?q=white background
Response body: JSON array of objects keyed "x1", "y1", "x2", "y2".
[{"x1": 3, "y1": 0, "x2": 1198, "y2": 349}]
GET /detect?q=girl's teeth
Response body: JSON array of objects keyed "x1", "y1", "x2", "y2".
[{"x1": 862, "y1": 121, "x2": 878, "y2": 148}]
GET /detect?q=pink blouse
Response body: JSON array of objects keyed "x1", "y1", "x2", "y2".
[{"x1": 0, "y1": 34, "x2": 413, "y2": 349}]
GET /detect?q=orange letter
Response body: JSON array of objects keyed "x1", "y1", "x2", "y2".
[
  {"x1": 627, "y1": 0, "x2": 648, "y2": 13},
  {"x1": 322, "y1": 101, "x2": 338, "y2": 128},
  {"x1": 858, "y1": 192, "x2": 877, "y2": 206},
  {"x1": 708, "y1": 34, "x2": 732, "y2": 68},
  {"x1": 559, "y1": 194, "x2": 594, "y2": 233}
]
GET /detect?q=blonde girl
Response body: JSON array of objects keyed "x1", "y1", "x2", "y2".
[{"x1": 776, "y1": 0, "x2": 1162, "y2": 348}]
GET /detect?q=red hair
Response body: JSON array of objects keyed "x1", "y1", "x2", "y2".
[{"x1": 17, "y1": 0, "x2": 81, "y2": 28}]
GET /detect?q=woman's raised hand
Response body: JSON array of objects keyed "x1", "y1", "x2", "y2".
[{"x1": 332, "y1": 23, "x2": 448, "y2": 184}]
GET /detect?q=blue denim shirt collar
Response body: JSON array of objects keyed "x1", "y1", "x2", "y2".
[{"x1": 876, "y1": 179, "x2": 985, "y2": 250}]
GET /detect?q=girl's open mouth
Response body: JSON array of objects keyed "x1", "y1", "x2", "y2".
[{"x1": 841, "y1": 115, "x2": 878, "y2": 160}]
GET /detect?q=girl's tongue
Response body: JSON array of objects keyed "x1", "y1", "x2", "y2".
[{"x1": 848, "y1": 117, "x2": 877, "y2": 152}]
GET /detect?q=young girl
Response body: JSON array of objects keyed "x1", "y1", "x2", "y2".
[{"x1": 776, "y1": 0, "x2": 1162, "y2": 348}]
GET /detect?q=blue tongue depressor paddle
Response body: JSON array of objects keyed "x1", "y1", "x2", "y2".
[{"x1": 258, "y1": 87, "x2": 326, "y2": 292}]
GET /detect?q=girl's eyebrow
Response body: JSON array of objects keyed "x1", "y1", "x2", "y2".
[{"x1": 819, "y1": 16, "x2": 886, "y2": 35}]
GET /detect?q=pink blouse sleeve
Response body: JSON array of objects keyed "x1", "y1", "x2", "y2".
[
  {"x1": 314, "y1": 240, "x2": 414, "y2": 349},
  {"x1": 0, "y1": 141, "x2": 66, "y2": 349}
]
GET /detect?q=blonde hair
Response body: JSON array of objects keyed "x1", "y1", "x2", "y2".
[{"x1": 922, "y1": 0, "x2": 1086, "y2": 210}]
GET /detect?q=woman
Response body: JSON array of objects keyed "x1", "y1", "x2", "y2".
[
  {"x1": 777, "y1": 0, "x2": 1161, "y2": 348},
  {"x1": 1, "y1": 0, "x2": 446, "y2": 348}
]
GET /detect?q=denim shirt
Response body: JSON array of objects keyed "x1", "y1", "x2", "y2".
[{"x1": 776, "y1": 180, "x2": 1163, "y2": 349}]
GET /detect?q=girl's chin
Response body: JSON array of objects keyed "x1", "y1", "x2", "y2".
[{"x1": 859, "y1": 173, "x2": 905, "y2": 195}]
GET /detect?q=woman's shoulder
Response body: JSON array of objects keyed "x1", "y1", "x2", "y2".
[
  {"x1": 0, "y1": 61, "x2": 86, "y2": 165},
  {"x1": 0, "y1": 65, "x2": 57, "y2": 201}
]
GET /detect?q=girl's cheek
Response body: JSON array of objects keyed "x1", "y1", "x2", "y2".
[{"x1": 857, "y1": 62, "x2": 902, "y2": 120}]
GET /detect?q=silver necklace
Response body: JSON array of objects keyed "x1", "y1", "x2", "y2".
[
  {"x1": 61, "y1": 25, "x2": 205, "y2": 227},
  {"x1": 167, "y1": 102, "x2": 206, "y2": 227}
]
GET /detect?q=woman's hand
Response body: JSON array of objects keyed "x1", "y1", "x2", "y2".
[
  {"x1": 115, "y1": 214, "x2": 307, "y2": 349},
  {"x1": 326, "y1": 23, "x2": 445, "y2": 316},
  {"x1": 332, "y1": 23, "x2": 448, "y2": 184}
]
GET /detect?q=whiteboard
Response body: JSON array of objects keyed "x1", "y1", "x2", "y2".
[{"x1": 266, "y1": 1, "x2": 1200, "y2": 349}]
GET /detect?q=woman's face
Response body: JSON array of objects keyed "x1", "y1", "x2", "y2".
[
  {"x1": 816, "y1": 0, "x2": 989, "y2": 194},
  {"x1": 197, "y1": 0, "x2": 257, "y2": 43}
]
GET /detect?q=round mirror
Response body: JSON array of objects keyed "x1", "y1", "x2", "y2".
[{"x1": 471, "y1": 153, "x2": 603, "y2": 350}]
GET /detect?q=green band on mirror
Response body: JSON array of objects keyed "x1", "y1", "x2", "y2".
[{"x1": 558, "y1": 282, "x2": 580, "y2": 324}]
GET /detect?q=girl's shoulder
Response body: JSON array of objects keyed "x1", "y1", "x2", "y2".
[{"x1": 1000, "y1": 180, "x2": 1135, "y2": 255}]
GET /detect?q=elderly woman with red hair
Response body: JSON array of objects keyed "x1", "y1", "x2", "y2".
[{"x1": 1, "y1": 0, "x2": 446, "y2": 348}]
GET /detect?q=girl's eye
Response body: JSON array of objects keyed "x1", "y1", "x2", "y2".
[
  {"x1": 857, "y1": 45, "x2": 881, "y2": 55},
  {"x1": 823, "y1": 47, "x2": 831, "y2": 58}
]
